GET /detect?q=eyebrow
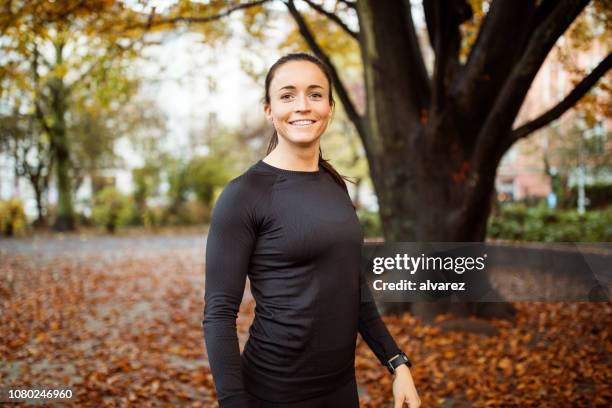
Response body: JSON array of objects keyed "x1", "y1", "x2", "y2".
[{"x1": 277, "y1": 85, "x2": 324, "y2": 92}]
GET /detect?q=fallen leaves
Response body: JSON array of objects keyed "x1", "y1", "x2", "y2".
[
  {"x1": 1, "y1": 236, "x2": 610, "y2": 407},
  {"x1": 357, "y1": 302, "x2": 611, "y2": 407}
]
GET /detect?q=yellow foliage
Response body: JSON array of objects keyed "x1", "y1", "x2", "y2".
[
  {"x1": 0, "y1": 199, "x2": 28, "y2": 237},
  {"x1": 557, "y1": 0, "x2": 611, "y2": 124},
  {"x1": 459, "y1": 0, "x2": 490, "y2": 62}
]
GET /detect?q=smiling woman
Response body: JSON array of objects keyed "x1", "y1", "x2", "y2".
[
  {"x1": 265, "y1": 68, "x2": 331, "y2": 145},
  {"x1": 202, "y1": 53, "x2": 421, "y2": 408},
  {"x1": 261, "y1": 54, "x2": 351, "y2": 190}
]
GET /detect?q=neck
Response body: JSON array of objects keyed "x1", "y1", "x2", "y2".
[{"x1": 264, "y1": 139, "x2": 320, "y2": 172}]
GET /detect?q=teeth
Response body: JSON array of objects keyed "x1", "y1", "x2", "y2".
[{"x1": 291, "y1": 120, "x2": 314, "y2": 125}]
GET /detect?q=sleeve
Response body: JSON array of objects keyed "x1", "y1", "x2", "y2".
[
  {"x1": 202, "y1": 179, "x2": 260, "y2": 408},
  {"x1": 357, "y1": 265, "x2": 403, "y2": 369}
]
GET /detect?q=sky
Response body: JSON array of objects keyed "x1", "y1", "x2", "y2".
[{"x1": 134, "y1": 5, "x2": 292, "y2": 158}]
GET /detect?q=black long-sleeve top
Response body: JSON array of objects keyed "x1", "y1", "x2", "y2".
[{"x1": 202, "y1": 159, "x2": 402, "y2": 407}]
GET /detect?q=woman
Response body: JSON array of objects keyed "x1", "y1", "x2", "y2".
[{"x1": 203, "y1": 53, "x2": 421, "y2": 408}]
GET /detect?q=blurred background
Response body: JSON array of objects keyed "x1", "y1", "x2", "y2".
[
  {"x1": 0, "y1": 0, "x2": 609, "y2": 240},
  {"x1": 0, "y1": 1, "x2": 610, "y2": 406}
]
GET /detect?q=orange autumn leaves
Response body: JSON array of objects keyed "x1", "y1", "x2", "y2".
[{"x1": 1, "y1": 242, "x2": 610, "y2": 407}]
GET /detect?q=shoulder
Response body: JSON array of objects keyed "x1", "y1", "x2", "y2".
[
  {"x1": 212, "y1": 165, "x2": 277, "y2": 224},
  {"x1": 216, "y1": 166, "x2": 277, "y2": 206}
]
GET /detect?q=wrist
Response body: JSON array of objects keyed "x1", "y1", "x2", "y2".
[
  {"x1": 393, "y1": 363, "x2": 411, "y2": 377},
  {"x1": 386, "y1": 350, "x2": 412, "y2": 374}
]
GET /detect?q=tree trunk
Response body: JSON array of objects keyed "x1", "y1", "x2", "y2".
[
  {"x1": 285, "y1": 0, "x2": 601, "y2": 328},
  {"x1": 52, "y1": 133, "x2": 75, "y2": 231},
  {"x1": 31, "y1": 181, "x2": 47, "y2": 228},
  {"x1": 49, "y1": 42, "x2": 76, "y2": 232},
  {"x1": 357, "y1": 0, "x2": 515, "y2": 324}
]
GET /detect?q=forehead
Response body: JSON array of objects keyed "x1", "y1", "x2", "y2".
[{"x1": 270, "y1": 60, "x2": 329, "y2": 92}]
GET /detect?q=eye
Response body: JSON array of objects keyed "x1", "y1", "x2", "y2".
[
  {"x1": 310, "y1": 93, "x2": 323, "y2": 99},
  {"x1": 280, "y1": 94, "x2": 294, "y2": 101}
]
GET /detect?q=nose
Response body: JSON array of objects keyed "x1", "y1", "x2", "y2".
[{"x1": 294, "y1": 93, "x2": 310, "y2": 111}]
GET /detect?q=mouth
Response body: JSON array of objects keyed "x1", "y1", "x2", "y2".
[{"x1": 289, "y1": 119, "x2": 316, "y2": 127}]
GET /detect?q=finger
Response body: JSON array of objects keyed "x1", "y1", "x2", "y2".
[
  {"x1": 408, "y1": 398, "x2": 420, "y2": 408},
  {"x1": 394, "y1": 396, "x2": 404, "y2": 408}
]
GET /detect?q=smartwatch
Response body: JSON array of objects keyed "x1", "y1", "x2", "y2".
[{"x1": 387, "y1": 351, "x2": 412, "y2": 374}]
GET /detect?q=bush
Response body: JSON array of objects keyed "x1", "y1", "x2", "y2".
[
  {"x1": 357, "y1": 208, "x2": 382, "y2": 238},
  {"x1": 487, "y1": 203, "x2": 612, "y2": 242},
  {"x1": 162, "y1": 199, "x2": 210, "y2": 226},
  {"x1": 185, "y1": 156, "x2": 231, "y2": 207},
  {"x1": 143, "y1": 206, "x2": 164, "y2": 230},
  {"x1": 559, "y1": 183, "x2": 612, "y2": 209},
  {"x1": 0, "y1": 199, "x2": 28, "y2": 237},
  {"x1": 91, "y1": 187, "x2": 135, "y2": 233}
]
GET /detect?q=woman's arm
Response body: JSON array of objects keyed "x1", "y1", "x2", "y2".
[
  {"x1": 358, "y1": 267, "x2": 421, "y2": 407},
  {"x1": 202, "y1": 178, "x2": 258, "y2": 407},
  {"x1": 357, "y1": 265, "x2": 403, "y2": 366}
]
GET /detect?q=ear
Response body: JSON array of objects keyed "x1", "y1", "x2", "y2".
[{"x1": 264, "y1": 103, "x2": 272, "y2": 122}]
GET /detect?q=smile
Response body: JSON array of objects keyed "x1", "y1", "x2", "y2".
[{"x1": 289, "y1": 120, "x2": 316, "y2": 126}]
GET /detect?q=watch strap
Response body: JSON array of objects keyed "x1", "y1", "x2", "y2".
[{"x1": 387, "y1": 351, "x2": 412, "y2": 374}]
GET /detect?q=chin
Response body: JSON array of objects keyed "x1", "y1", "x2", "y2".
[
  {"x1": 286, "y1": 132, "x2": 320, "y2": 145},
  {"x1": 291, "y1": 137, "x2": 320, "y2": 147}
]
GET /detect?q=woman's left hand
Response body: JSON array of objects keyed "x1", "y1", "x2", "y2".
[{"x1": 392, "y1": 364, "x2": 421, "y2": 408}]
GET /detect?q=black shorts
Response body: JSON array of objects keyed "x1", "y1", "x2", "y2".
[{"x1": 246, "y1": 376, "x2": 360, "y2": 408}]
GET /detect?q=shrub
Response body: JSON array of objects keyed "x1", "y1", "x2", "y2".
[
  {"x1": 0, "y1": 199, "x2": 28, "y2": 237},
  {"x1": 91, "y1": 187, "x2": 134, "y2": 233},
  {"x1": 357, "y1": 208, "x2": 382, "y2": 238},
  {"x1": 162, "y1": 198, "x2": 210, "y2": 226},
  {"x1": 487, "y1": 203, "x2": 612, "y2": 242},
  {"x1": 185, "y1": 156, "x2": 232, "y2": 207},
  {"x1": 143, "y1": 206, "x2": 164, "y2": 230}
]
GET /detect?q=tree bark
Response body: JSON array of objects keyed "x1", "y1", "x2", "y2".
[
  {"x1": 52, "y1": 130, "x2": 75, "y2": 231},
  {"x1": 31, "y1": 177, "x2": 47, "y2": 228},
  {"x1": 48, "y1": 42, "x2": 76, "y2": 232},
  {"x1": 351, "y1": 0, "x2": 604, "y2": 325}
]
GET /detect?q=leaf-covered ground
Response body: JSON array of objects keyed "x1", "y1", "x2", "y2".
[{"x1": 1, "y1": 235, "x2": 610, "y2": 407}]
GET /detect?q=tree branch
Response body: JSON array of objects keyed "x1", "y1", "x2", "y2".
[
  {"x1": 31, "y1": 44, "x2": 53, "y2": 137},
  {"x1": 510, "y1": 52, "x2": 612, "y2": 141},
  {"x1": 402, "y1": 0, "x2": 431, "y2": 110},
  {"x1": 424, "y1": 0, "x2": 472, "y2": 111},
  {"x1": 338, "y1": 0, "x2": 356, "y2": 10},
  {"x1": 472, "y1": 0, "x2": 589, "y2": 167},
  {"x1": 454, "y1": 0, "x2": 537, "y2": 120},
  {"x1": 285, "y1": 0, "x2": 365, "y2": 137},
  {"x1": 464, "y1": 0, "x2": 590, "y2": 226},
  {"x1": 67, "y1": 7, "x2": 157, "y2": 90},
  {"x1": 125, "y1": 0, "x2": 272, "y2": 31},
  {"x1": 302, "y1": 0, "x2": 358, "y2": 40}
]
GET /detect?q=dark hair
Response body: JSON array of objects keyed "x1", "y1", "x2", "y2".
[{"x1": 264, "y1": 52, "x2": 355, "y2": 197}]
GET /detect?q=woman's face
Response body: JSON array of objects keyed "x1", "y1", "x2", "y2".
[{"x1": 265, "y1": 60, "x2": 333, "y2": 147}]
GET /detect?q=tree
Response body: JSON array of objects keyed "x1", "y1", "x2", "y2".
[
  {"x1": 542, "y1": 121, "x2": 611, "y2": 208},
  {"x1": 0, "y1": 0, "x2": 148, "y2": 231},
  {"x1": 135, "y1": 0, "x2": 611, "y2": 322},
  {"x1": 132, "y1": 162, "x2": 162, "y2": 218},
  {"x1": 0, "y1": 110, "x2": 53, "y2": 227},
  {"x1": 186, "y1": 155, "x2": 232, "y2": 207},
  {"x1": 142, "y1": 0, "x2": 610, "y2": 238}
]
